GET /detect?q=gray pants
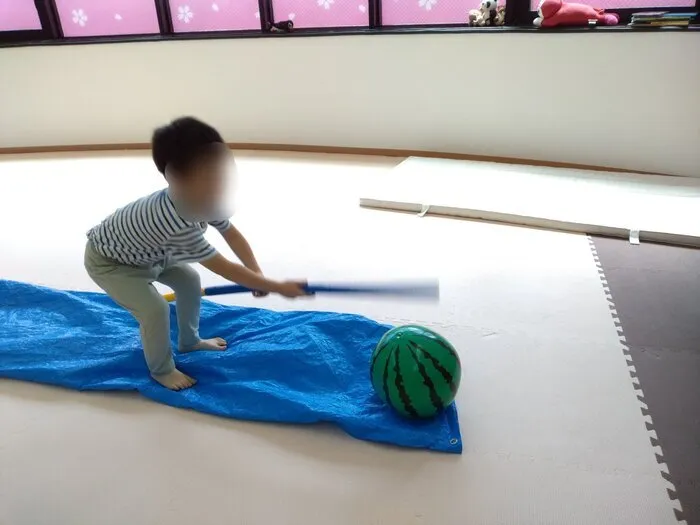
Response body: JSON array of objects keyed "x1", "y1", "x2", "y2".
[{"x1": 84, "y1": 241, "x2": 202, "y2": 376}]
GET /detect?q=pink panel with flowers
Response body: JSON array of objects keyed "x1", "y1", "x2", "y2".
[
  {"x1": 55, "y1": 0, "x2": 160, "y2": 37},
  {"x1": 271, "y1": 0, "x2": 370, "y2": 28},
  {"x1": 0, "y1": 0, "x2": 41, "y2": 31},
  {"x1": 169, "y1": 1, "x2": 261, "y2": 32},
  {"x1": 382, "y1": 0, "x2": 474, "y2": 25},
  {"x1": 530, "y1": 0, "x2": 693, "y2": 8}
]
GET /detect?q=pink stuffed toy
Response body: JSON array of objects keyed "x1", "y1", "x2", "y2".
[{"x1": 534, "y1": 0, "x2": 619, "y2": 27}]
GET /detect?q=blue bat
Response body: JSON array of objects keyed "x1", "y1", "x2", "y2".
[{"x1": 164, "y1": 281, "x2": 439, "y2": 302}]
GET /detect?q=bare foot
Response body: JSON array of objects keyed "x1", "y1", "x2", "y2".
[
  {"x1": 152, "y1": 368, "x2": 197, "y2": 391},
  {"x1": 180, "y1": 337, "x2": 227, "y2": 353}
]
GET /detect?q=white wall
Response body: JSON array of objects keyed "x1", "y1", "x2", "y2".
[{"x1": 0, "y1": 32, "x2": 698, "y2": 176}]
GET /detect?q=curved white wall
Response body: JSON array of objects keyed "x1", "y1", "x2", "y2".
[{"x1": 0, "y1": 32, "x2": 698, "y2": 176}]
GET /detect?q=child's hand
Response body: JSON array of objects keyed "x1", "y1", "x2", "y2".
[
  {"x1": 275, "y1": 281, "x2": 311, "y2": 298},
  {"x1": 252, "y1": 271, "x2": 269, "y2": 297}
]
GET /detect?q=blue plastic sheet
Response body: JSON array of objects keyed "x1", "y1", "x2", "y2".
[{"x1": 0, "y1": 280, "x2": 461, "y2": 453}]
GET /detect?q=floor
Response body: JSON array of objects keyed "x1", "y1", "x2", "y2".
[{"x1": 0, "y1": 152, "x2": 689, "y2": 525}]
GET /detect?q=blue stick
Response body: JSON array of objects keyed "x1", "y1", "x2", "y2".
[{"x1": 202, "y1": 281, "x2": 440, "y2": 299}]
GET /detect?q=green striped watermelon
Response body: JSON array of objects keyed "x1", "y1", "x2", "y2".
[{"x1": 370, "y1": 325, "x2": 461, "y2": 419}]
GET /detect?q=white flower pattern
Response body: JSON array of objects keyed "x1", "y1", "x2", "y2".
[
  {"x1": 212, "y1": 3, "x2": 219, "y2": 11},
  {"x1": 418, "y1": 0, "x2": 437, "y2": 10},
  {"x1": 72, "y1": 8, "x2": 88, "y2": 27},
  {"x1": 317, "y1": 0, "x2": 334, "y2": 9},
  {"x1": 178, "y1": 5, "x2": 194, "y2": 23}
]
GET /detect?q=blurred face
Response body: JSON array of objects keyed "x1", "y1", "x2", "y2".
[{"x1": 171, "y1": 144, "x2": 234, "y2": 216}]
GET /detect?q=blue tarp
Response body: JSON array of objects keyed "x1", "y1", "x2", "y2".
[{"x1": 0, "y1": 280, "x2": 461, "y2": 453}]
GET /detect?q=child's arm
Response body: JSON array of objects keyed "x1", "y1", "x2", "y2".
[
  {"x1": 220, "y1": 225, "x2": 262, "y2": 273},
  {"x1": 200, "y1": 253, "x2": 307, "y2": 298}
]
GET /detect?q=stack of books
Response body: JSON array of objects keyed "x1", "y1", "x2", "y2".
[{"x1": 629, "y1": 11, "x2": 697, "y2": 27}]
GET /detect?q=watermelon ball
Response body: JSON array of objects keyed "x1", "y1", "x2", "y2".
[{"x1": 370, "y1": 325, "x2": 461, "y2": 419}]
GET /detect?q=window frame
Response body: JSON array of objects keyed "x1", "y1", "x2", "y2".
[
  {"x1": 0, "y1": 0, "x2": 697, "y2": 47},
  {"x1": 0, "y1": 0, "x2": 62, "y2": 42}
]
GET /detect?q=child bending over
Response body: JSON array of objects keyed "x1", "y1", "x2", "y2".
[{"x1": 85, "y1": 117, "x2": 308, "y2": 391}]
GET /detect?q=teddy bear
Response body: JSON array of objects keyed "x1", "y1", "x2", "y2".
[
  {"x1": 533, "y1": 0, "x2": 619, "y2": 27},
  {"x1": 468, "y1": 0, "x2": 505, "y2": 26},
  {"x1": 467, "y1": 7, "x2": 486, "y2": 26},
  {"x1": 491, "y1": 5, "x2": 506, "y2": 24}
]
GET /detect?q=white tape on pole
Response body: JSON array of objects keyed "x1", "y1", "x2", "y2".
[{"x1": 629, "y1": 229, "x2": 641, "y2": 245}]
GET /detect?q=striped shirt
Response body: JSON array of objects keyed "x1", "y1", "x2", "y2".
[{"x1": 87, "y1": 189, "x2": 231, "y2": 266}]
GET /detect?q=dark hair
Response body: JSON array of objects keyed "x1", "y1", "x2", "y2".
[{"x1": 151, "y1": 117, "x2": 224, "y2": 176}]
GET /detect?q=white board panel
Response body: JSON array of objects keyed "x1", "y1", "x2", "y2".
[{"x1": 363, "y1": 157, "x2": 700, "y2": 242}]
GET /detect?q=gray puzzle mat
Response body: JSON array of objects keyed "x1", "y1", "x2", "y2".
[{"x1": 591, "y1": 237, "x2": 700, "y2": 525}]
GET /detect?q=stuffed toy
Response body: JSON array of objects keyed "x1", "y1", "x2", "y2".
[
  {"x1": 533, "y1": 0, "x2": 619, "y2": 27},
  {"x1": 267, "y1": 20, "x2": 294, "y2": 32},
  {"x1": 491, "y1": 5, "x2": 506, "y2": 24},
  {"x1": 467, "y1": 7, "x2": 486, "y2": 25},
  {"x1": 468, "y1": 0, "x2": 505, "y2": 26}
]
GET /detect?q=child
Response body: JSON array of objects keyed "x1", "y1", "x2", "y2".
[{"x1": 85, "y1": 117, "x2": 308, "y2": 391}]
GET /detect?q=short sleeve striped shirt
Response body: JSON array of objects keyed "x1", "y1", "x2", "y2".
[{"x1": 87, "y1": 189, "x2": 231, "y2": 266}]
